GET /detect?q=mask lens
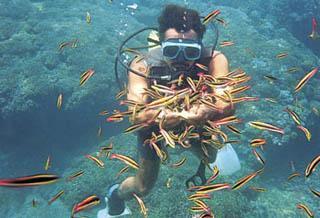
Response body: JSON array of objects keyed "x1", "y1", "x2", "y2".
[
  {"x1": 184, "y1": 47, "x2": 201, "y2": 60},
  {"x1": 163, "y1": 46, "x2": 180, "y2": 59}
]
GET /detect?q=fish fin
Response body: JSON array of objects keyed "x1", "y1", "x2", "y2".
[{"x1": 209, "y1": 144, "x2": 241, "y2": 176}]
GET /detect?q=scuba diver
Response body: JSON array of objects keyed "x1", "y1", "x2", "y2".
[{"x1": 98, "y1": 4, "x2": 240, "y2": 218}]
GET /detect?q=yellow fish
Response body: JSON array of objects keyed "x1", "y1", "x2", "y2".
[
  {"x1": 56, "y1": 94, "x2": 63, "y2": 110},
  {"x1": 86, "y1": 11, "x2": 91, "y2": 24}
]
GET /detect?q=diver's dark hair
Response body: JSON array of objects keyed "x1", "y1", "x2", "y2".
[{"x1": 158, "y1": 4, "x2": 206, "y2": 42}]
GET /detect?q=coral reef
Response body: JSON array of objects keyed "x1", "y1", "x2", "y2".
[{"x1": 1, "y1": 0, "x2": 320, "y2": 217}]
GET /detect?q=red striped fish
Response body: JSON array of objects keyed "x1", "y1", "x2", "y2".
[
  {"x1": 220, "y1": 41, "x2": 234, "y2": 47},
  {"x1": 250, "y1": 138, "x2": 266, "y2": 147},
  {"x1": 203, "y1": 10, "x2": 221, "y2": 25},
  {"x1": 309, "y1": 17, "x2": 320, "y2": 39},
  {"x1": 0, "y1": 174, "x2": 59, "y2": 187},
  {"x1": 72, "y1": 195, "x2": 100, "y2": 216}
]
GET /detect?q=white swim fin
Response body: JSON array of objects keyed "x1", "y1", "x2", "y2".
[
  {"x1": 97, "y1": 197, "x2": 132, "y2": 218},
  {"x1": 209, "y1": 143, "x2": 241, "y2": 176}
]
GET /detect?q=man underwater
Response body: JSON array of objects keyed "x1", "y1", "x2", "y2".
[{"x1": 98, "y1": 4, "x2": 240, "y2": 217}]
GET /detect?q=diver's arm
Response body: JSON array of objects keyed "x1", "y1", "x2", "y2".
[
  {"x1": 197, "y1": 52, "x2": 235, "y2": 120},
  {"x1": 178, "y1": 52, "x2": 235, "y2": 124},
  {"x1": 127, "y1": 58, "x2": 182, "y2": 128}
]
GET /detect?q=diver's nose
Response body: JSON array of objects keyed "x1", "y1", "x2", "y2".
[{"x1": 175, "y1": 51, "x2": 186, "y2": 63}]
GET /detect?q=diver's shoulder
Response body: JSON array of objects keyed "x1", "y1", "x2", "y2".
[
  {"x1": 211, "y1": 50, "x2": 228, "y2": 63},
  {"x1": 129, "y1": 56, "x2": 149, "y2": 75}
]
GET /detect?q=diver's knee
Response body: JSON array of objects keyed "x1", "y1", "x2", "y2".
[
  {"x1": 136, "y1": 183, "x2": 153, "y2": 196},
  {"x1": 136, "y1": 176, "x2": 157, "y2": 196}
]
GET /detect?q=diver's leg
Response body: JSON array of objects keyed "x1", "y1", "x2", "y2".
[
  {"x1": 189, "y1": 139, "x2": 217, "y2": 163},
  {"x1": 118, "y1": 157, "x2": 160, "y2": 199},
  {"x1": 185, "y1": 139, "x2": 217, "y2": 187},
  {"x1": 107, "y1": 130, "x2": 160, "y2": 216}
]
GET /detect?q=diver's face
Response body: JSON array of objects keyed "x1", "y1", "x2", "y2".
[
  {"x1": 163, "y1": 28, "x2": 199, "y2": 67},
  {"x1": 164, "y1": 28, "x2": 198, "y2": 40}
]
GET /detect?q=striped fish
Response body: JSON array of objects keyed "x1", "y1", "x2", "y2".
[
  {"x1": 252, "y1": 149, "x2": 265, "y2": 165},
  {"x1": 287, "y1": 172, "x2": 300, "y2": 181},
  {"x1": 276, "y1": 52, "x2": 288, "y2": 59},
  {"x1": 309, "y1": 187, "x2": 320, "y2": 198},
  {"x1": 44, "y1": 155, "x2": 51, "y2": 171},
  {"x1": 110, "y1": 153, "x2": 140, "y2": 170},
  {"x1": 85, "y1": 155, "x2": 104, "y2": 168},
  {"x1": 295, "y1": 67, "x2": 318, "y2": 92},
  {"x1": 188, "y1": 193, "x2": 211, "y2": 201},
  {"x1": 160, "y1": 129, "x2": 175, "y2": 148},
  {"x1": 170, "y1": 157, "x2": 187, "y2": 168},
  {"x1": 297, "y1": 125, "x2": 311, "y2": 141},
  {"x1": 0, "y1": 174, "x2": 59, "y2": 187},
  {"x1": 133, "y1": 193, "x2": 148, "y2": 217},
  {"x1": 249, "y1": 187, "x2": 266, "y2": 192},
  {"x1": 56, "y1": 94, "x2": 63, "y2": 110},
  {"x1": 226, "y1": 125, "x2": 241, "y2": 135},
  {"x1": 48, "y1": 190, "x2": 64, "y2": 205},
  {"x1": 203, "y1": 9, "x2": 221, "y2": 25},
  {"x1": 124, "y1": 122, "x2": 148, "y2": 134},
  {"x1": 67, "y1": 170, "x2": 84, "y2": 181},
  {"x1": 285, "y1": 108, "x2": 302, "y2": 125},
  {"x1": 232, "y1": 168, "x2": 263, "y2": 190},
  {"x1": 296, "y1": 203, "x2": 314, "y2": 218},
  {"x1": 206, "y1": 166, "x2": 219, "y2": 184},
  {"x1": 72, "y1": 195, "x2": 100, "y2": 216},
  {"x1": 193, "y1": 183, "x2": 231, "y2": 194},
  {"x1": 209, "y1": 115, "x2": 242, "y2": 127},
  {"x1": 249, "y1": 121, "x2": 284, "y2": 135},
  {"x1": 250, "y1": 138, "x2": 266, "y2": 147},
  {"x1": 305, "y1": 155, "x2": 320, "y2": 177},
  {"x1": 220, "y1": 41, "x2": 234, "y2": 47},
  {"x1": 115, "y1": 166, "x2": 130, "y2": 179},
  {"x1": 80, "y1": 68, "x2": 94, "y2": 86}
]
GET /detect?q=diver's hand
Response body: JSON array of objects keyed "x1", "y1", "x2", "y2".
[
  {"x1": 178, "y1": 103, "x2": 217, "y2": 126},
  {"x1": 160, "y1": 109, "x2": 183, "y2": 130},
  {"x1": 178, "y1": 109, "x2": 203, "y2": 126}
]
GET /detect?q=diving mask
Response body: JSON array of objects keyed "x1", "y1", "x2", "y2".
[{"x1": 161, "y1": 38, "x2": 202, "y2": 61}]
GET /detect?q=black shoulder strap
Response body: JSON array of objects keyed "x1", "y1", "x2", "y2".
[{"x1": 198, "y1": 47, "x2": 213, "y2": 66}]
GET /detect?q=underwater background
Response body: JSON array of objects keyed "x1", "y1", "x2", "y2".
[{"x1": 0, "y1": 0, "x2": 320, "y2": 217}]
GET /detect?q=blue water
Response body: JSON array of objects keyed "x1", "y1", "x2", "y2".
[{"x1": 0, "y1": 0, "x2": 319, "y2": 217}]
